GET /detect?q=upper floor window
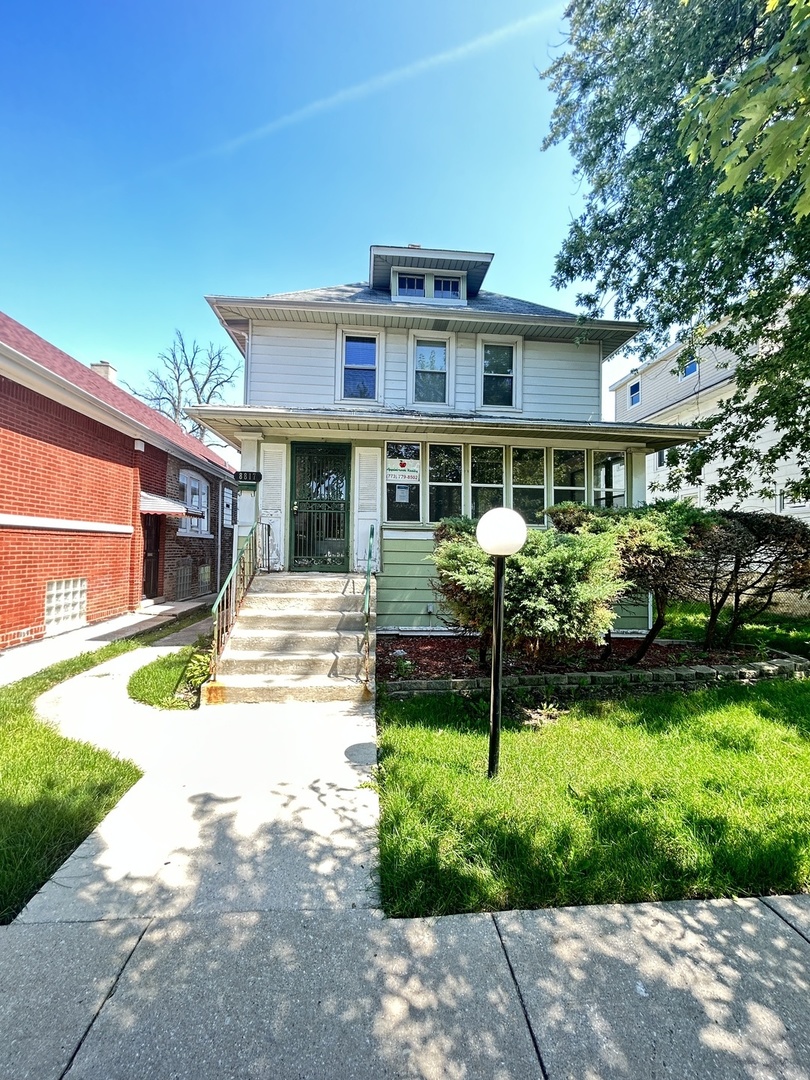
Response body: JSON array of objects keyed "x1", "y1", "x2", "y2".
[
  {"x1": 656, "y1": 448, "x2": 667, "y2": 469},
  {"x1": 681, "y1": 358, "x2": 698, "y2": 378},
  {"x1": 434, "y1": 277, "x2": 460, "y2": 300},
  {"x1": 629, "y1": 381, "x2": 641, "y2": 407},
  {"x1": 342, "y1": 334, "x2": 378, "y2": 400},
  {"x1": 178, "y1": 470, "x2": 210, "y2": 534},
  {"x1": 397, "y1": 275, "x2": 425, "y2": 298},
  {"x1": 482, "y1": 343, "x2": 515, "y2": 407}
]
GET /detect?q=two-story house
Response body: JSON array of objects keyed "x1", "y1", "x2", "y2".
[
  {"x1": 189, "y1": 244, "x2": 702, "y2": 631},
  {"x1": 611, "y1": 332, "x2": 809, "y2": 520}
]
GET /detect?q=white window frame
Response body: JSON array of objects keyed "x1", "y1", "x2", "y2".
[
  {"x1": 223, "y1": 486, "x2": 235, "y2": 529},
  {"x1": 510, "y1": 445, "x2": 547, "y2": 526},
  {"x1": 551, "y1": 447, "x2": 588, "y2": 505},
  {"x1": 177, "y1": 469, "x2": 211, "y2": 536},
  {"x1": 407, "y1": 329, "x2": 455, "y2": 409},
  {"x1": 629, "y1": 380, "x2": 641, "y2": 407},
  {"x1": 390, "y1": 268, "x2": 468, "y2": 306},
  {"x1": 592, "y1": 450, "x2": 627, "y2": 508},
  {"x1": 476, "y1": 334, "x2": 523, "y2": 412},
  {"x1": 680, "y1": 358, "x2": 699, "y2": 379},
  {"x1": 335, "y1": 327, "x2": 384, "y2": 405}
]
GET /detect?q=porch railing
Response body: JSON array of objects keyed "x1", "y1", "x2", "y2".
[
  {"x1": 362, "y1": 524, "x2": 375, "y2": 684},
  {"x1": 211, "y1": 521, "x2": 272, "y2": 678}
]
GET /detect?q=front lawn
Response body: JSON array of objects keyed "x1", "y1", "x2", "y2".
[
  {"x1": 377, "y1": 681, "x2": 810, "y2": 918},
  {"x1": 664, "y1": 602, "x2": 810, "y2": 658}
]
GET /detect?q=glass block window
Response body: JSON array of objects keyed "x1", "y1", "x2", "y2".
[
  {"x1": 397, "y1": 275, "x2": 425, "y2": 297},
  {"x1": 386, "y1": 442, "x2": 421, "y2": 522},
  {"x1": 512, "y1": 448, "x2": 546, "y2": 523},
  {"x1": 428, "y1": 444, "x2": 462, "y2": 521},
  {"x1": 343, "y1": 336, "x2": 377, "y2": 399},
  {"x1": 434, "y1": 277, "x2": 460, "y2": 300},
  {"x1": 593, "y1": 451, "x2": 626, "y2": 507},
  {"x1": 553, "y1": 449, "x2": 587, "y2": 504},
  {"x1": 482, "y1": 343, "x2": 514, "y2": 407},
  {"x1": 44, "y1": 577, "x2": 88, "y2": 635},
  {"x1": 414, "y1": 340, "x2": 447, "y2": 404},
  {"x1": 198, "y1": 564, "x2": 212, "y2": 594},
  {"x1": 471, "y1": 446, "x2": 504, "y2": 518}
]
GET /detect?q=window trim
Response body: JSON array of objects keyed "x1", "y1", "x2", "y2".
[
  {"x1": 476, "y1": 334, "x2": 523, "y2": 413},
  {"x1": 628, "y1": 380, "x2": 641, "y2": 408},
  {"x1": 592, "y1": 449, "x2": 627, "y2": 508},
  {"x1": 335, "y1": 326, "x2": 385, "y2": 405},
  {"x1": 177, "y1": 468, "x2": 212, "y2": 536},
  {"x1": 390, "y1": 268, "x2": 468, "y2": 306},
  {"x1": 406, "y1": 330, "x2": 455, "y2": 410}
]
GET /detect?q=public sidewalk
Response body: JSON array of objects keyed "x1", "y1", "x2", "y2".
[{"x1": 2, "y1": 620, "x2": 810, "y2": 1078}]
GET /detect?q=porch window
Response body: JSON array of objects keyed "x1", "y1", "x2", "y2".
[
  {"x1": 553, "y1": 449, "x2": 586, "y2": 504},
  {"x1": 471, "y1": 446, "x2": 504, "y2": 517},
  {"x1": 178, "y1": 470, "x2": 210, "y2": 534},
  {"x1": 342, "y1": 335, "x2": 377, "y2": 400},
  {"x1": 414, "y1": 340, "x2": 448, "y2": 404},
  {"x1": 593, "y1": 451, "x2": 626, "y2": 507},
  {"x1": 512, "y1": 447, "x2": 546, "y2": 524},
  {"x1": 428, "y1": 444, "x2": 462, "y2": 520},
  {"x1": 385, "y1": 442, "x2": 421, "y2": 522}
]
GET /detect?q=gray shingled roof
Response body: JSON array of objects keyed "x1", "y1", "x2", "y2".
[{"x1": 257, "y1": 283, "x2": 578, "y2": 321}]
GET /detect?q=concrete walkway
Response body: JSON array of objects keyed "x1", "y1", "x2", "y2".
[{"x1": 2, "y1": 615, "x2": 810, "y2": 1078}]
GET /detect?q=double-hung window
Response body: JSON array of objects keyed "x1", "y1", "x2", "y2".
[
  {"x1": 179, "y1": 470, "x2": 210, "y2": 534},
  {"x1": 414, "y1": 340, "x2": 447, "y2": 404},
  {"x1": 478, "y1": 336, "x2": 521, "y2": 410},
  {"x1": 629, "y1": 381, "x2": 641, "y2": 407},
  {"x1": 593, "y1": 451, "x2": 626, "y2": 507},
  {"x1": 341, "y1": 333, "x2": 378, "y2": 400},
  {"x1": 512, "y1": 448, "x2": 546, "y2": 523},
  {"x1": 471, "y1": 446, "x2": 504, "y2": 517}
]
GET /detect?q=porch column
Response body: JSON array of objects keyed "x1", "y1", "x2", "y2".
[
  {"x1": 237, "y1": 432, "x2": 262, "y2": 547},
  {"x1": 629, "y1": 450, "x2": 649, "y2": 507}
]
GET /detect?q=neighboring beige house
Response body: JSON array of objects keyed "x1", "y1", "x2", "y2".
[
  {"x1": 189, "y1": 243, "x2": 702, "y2": 631},
  {"x1": 611, "y1": 333, "x2": 809, "y2": 520}
]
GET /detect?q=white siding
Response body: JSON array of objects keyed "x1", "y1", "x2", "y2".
[
  {"x1": 615, "y1": 342, "x2": 738, "y2": 424},
  {"x1": 246, "y1": 323, "x2": 603, "y2": 420},
  {"x1": 249, "y1": 324, "x2": 337, "y2": 407},
  {"x1": 523, "y1": 341, "x2": 601, "y2": 421}
]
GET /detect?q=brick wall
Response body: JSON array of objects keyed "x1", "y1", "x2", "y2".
[{"x1": 0, "y1": 376, "x2": 142, "y2": 644}]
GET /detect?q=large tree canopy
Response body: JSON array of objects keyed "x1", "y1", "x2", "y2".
[{"x1": 543, "y1": 0, "x2": 810, "y2": 503}]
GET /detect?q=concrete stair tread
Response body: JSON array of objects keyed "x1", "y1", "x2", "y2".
[{"x1": 220, "y1": 649, "x2": 373, "y2": 662}]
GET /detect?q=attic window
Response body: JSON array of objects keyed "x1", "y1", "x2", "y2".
[
  {"x1": 434, "y1": 277, "x2": 460, "y2": 299},
  {"x1": 398, "y1": 275, "x2": 425, "y2": 297}
]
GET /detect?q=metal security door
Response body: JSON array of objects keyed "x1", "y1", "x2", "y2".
[
  {"x1": 142, "y1": 514, "x2": 161, "y2": 598},
  {"x1": 290, "y1": 443, "x2": 351, "y2": 571}
]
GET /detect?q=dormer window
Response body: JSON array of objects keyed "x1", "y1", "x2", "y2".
[
  {"x1": 391, "y1": 269, "x2": 467, "y2": 305},
  {"x1": 434, "y1": 277, "x2": 460, "y2": 300},
  {"x1": 397, "y1": 275, "x2": 425, "y2": 298}
]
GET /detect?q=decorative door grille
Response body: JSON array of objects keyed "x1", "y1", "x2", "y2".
[{"x1": 291, "y1": 444, "x2": 350, "y2": 571}]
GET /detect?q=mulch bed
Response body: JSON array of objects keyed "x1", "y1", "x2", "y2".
[{"x1": 376, "y1": 634, "x2": 749, "y2": 681}]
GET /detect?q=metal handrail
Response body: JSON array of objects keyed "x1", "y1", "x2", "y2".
[
  {"x1": 211, "y1": 521, "x2": 265, "y2": 678},
  {"x1": 362, "y1": 524, "x2": 375, "y2": 684}
]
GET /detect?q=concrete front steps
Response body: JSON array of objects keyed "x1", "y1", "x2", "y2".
[{"x1": 203, "y1": 572, "x2": 375, "y2": 705}]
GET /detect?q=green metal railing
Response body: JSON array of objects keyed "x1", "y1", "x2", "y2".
[
  {"x1": 362, "y1": 524, "x2": 375, "y2": 684},
  {"x1": 211, "y1": 521, "x2": 271, "y2": 678}
]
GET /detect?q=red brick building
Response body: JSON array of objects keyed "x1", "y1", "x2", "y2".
[{"x1": 0, "y1": 311, "x2": 236, "y2": 649}]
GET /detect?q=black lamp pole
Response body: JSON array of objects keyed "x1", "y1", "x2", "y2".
[{"x1": 488, "y1": 553, "x2": 506, "y2": 779}]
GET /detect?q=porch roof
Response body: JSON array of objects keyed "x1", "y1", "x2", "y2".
[
  {"x1": 139, "y1": 492, "x2": 199, "y2": 516},
  {"x1": 184, "y1": 404, "x2": 707, "y2": 454}
]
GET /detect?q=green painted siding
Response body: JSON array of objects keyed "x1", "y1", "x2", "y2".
[
  {"x1": 613, "y1": 594, "x2": 652, "y2": 632},
  {"x1": 377, "y1": 537, "x2": 440, "y2": 629}
]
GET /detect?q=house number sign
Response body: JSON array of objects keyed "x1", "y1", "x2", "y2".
[{"x1": 235, "y1": 471, "x2": 262, "y2": 484}]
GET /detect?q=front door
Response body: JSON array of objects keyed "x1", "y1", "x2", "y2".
[
  {"x1": 290, "y1": 443, "x2": 351, "y2": 571},
  {"x1": 142, "y1": 514, "x2": 161, "y2": 598}
]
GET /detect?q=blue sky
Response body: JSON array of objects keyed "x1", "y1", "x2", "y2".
[{"x1": 1, "y1": 1, "x2": 629, "y2": 408}]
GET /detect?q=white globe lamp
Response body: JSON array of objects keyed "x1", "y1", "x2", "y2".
[{"x1": 476, "y1": 507, "x2": 528, "y2": 557}]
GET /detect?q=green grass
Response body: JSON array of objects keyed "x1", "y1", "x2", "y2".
[
  {"x1": 128, "y1": 636, "x2": 212, "y2": 709},
  {"x1": 377, "y1": 681, "x2": 810, "y2": 917},
  {"x1": 664, "y1": 602, "x2": 810, "y2": 658},
  {"x1": 0, "y1": 609, "x2": 211, "y2": 923}
]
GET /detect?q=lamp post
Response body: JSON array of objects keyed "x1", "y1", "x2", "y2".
[{"x1": 475, "y1": 507, "x2": 527, "y2": 779}]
